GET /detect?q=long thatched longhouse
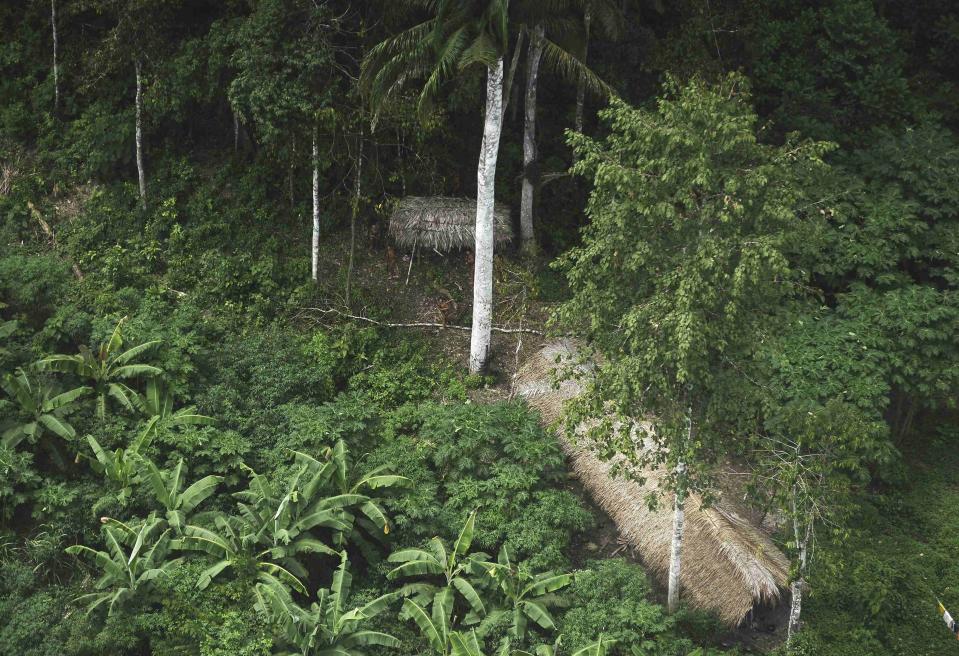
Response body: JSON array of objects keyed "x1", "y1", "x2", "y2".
[
  {"x1": 389, "y1": 196, "x2": 513, "y2": 252},
  {"x1": 514, "y1": 340, "x2": 790, "y2": 627}
]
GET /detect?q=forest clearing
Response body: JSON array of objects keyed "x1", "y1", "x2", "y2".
[{"x1": 2, "y1": 1, "x2": 959, "y2": 655}]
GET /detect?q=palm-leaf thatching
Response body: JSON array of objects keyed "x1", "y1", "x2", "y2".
[
  {"x1": 514, "y1": 340, "x2": 790, "y2": 627},
  {"x1": 389, "y1": 196, "x2": 513, "y2": 252}
]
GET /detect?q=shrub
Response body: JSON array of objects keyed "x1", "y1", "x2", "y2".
[{"x1": 560, "y1": 559, "x2": 692, "y2": 656}]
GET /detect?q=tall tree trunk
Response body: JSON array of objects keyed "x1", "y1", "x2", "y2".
[
  {"x1": 135, "y1": 59, "x2": 146, "y2": 210},
  {"x1": 51, "y1": 0, "x2": 59, "y2": 113},
  {"x1": 574, "y1": 4, "x2": 592, "y2": 138},
  {"x1": 520, "y1": 24, "x2": 544, "y2": 252},
  {"x1": 668, "y1": 402, "x2": 693, "y2": 614},
  {"x1": 311, "y1": 126, "x2": 320, "y2": 282},
  {"x1": 468, "y1": 58, "x2": 505, "y2": 375},
  {"x1": 787, "y1": 496, "x2": 811, "y2": 645},
  {"x1": 233, "y1": 108, "x2": 240, "y2": 153},
  {"x1": 346, "y1": 127, "x2": 362, "y2": 307},
  {"x1": 667, "y1": 460, "x2": 686, "y2": 614},
  {"x1": 502, "y1": 29, "x2": 525, "y2": 119}
]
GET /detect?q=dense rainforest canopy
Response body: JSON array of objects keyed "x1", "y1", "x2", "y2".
[{"x1": 1, "y1": 1, "x2": 959, "y2": 655}]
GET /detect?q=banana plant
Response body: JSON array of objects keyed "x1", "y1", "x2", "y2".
[
  {"x1": 515, "y1": 635, "x2": 617, "y2": 656},
  {"x1": 85, "y1": 434, "x2": 144, "y2": 501},
  {"x1": 1, "y1": 367, "x2": 88, "y2": 450},
  {"x1": 180, "y1": 513, "x2": 309, "y2": 597},
  {"x1": 138, "y1": 378, "x2": 214, "y2": 443},
  {"x1": 136, "y1": 455, "x2": 222, "y2": 533},
  {"x1": 478, "y1": 545, "x2": 572, "y2": 641},
  {"x1": 65, "y1": 514, "x2": 181, "y2": 616},
  {"x1": 258, "y1": 551, "x2": 400, "y2": 655},
  {"x1": 569, "y1": 636, "x2": 616, "y2": 656},
  {"x1": 36, "y1": 317, "x2": 162, "y2": 418},
  {"x1": 232, "y1": 463, "x2": 354, "y2": 579},
  {"x1": 292, "y1": 440, "x2": 408, "y2": 550},
  {"x1": 402, "y1": 607, "x2": 513, "y2": 656},
  {"x1": 179, "y1": 464, "x2": 352, "y2": 594},
  {"x1": 389, "y1": 511, "x2": 491, "y2": 626}
]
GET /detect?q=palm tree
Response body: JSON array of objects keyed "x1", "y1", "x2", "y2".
[
  {"x1": 362, "y1": 0, "x2": 510, "y2": 374},
  {"x1": 36, "y1": 317, "x2": 161, "y2": 419}
]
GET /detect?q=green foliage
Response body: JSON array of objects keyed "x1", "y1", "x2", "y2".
[
  {"x1": 136, "y1": 456, "x2": 222, "y2": 533},
  {"x1": 84, "y1": 433, "x2": 143, "y2": 502},
  {"x1": 1, "y1": 367, "x2": 88, "y2": 449},
  {"x1": 3, "y1": 0, "x2": 959, "y2": 653},
  {"x1": 372, "y1": 401, "x2": 593, "y2": 570},
  {"x1": 750, "y1": 0, "x2": 914, "y2": 143},
  {"x1": 389, "y1": 511, "x2": 491, "y2": 627},
  {"x1": 558, "y1": 73, "x2": 831, "y2": 493},
  {"x1": 65, "y1": 514, "x2": 181, "y2": 616},
  {"x1": 478, "y1": 545, "x2": 572, "y2": 642},
  {"x1": 219, "y1": 0, "x2": 338, "y2": 145},
  {"x1": 362, "y1": 0, "x2": 511, "y2": 122},
  {"x1": 37, "y1": 317, "x2": 162, "y2": 419},
  {"x1": 559, "y1": 560, "x2": 690, "y2": 656},
  {"x1": 258, "y1": 551, "x2": 401, "y2": 655},
  {"x1": 777, "y1": 436, "x2": 959, "y2": 656}
]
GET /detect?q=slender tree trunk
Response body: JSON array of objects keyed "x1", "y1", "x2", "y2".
[
  {"x1": 233, "y1": 108, "x2": 240, "y2": 153},
  {"x1": 311, "y1": 126, "x2": 320, "y2": 282},
  {"x1": 520, "y1": 24, "x2": 544, "y2": 252},
  {"x1": 668, "y1": 402, "x2": 693, "y2": 614},
  {"x1": 502, "y1": 29, "x2": 525, "y2": 119},
  {"x1": 469, "y1": 58, "x2": 505, "y2": 375},
  {"x1": 667, "y1": 460, "x2": 686, "y2": 614},
  {"x1": 135, "y1": 59, "x2": 146, "y2": 210},
  {"x1": 575, "y1": 5, "x2": 592, "y2": 138},
  {"x1": 51, "y1": 0, "x2": 59, "y2": 113},
  {"x1": 346, "y1": 127, "x2": 362, "y2": 307},
  {"x1": 787, "y1": 498, "x2": 811, "y2": 645}
]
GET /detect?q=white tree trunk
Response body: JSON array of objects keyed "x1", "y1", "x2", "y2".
[
  {"x1": 520, "y1": 24, "x2": 544, "y2": 252},
  {"x1": 135, "y1": 59, "x2": 146, "y2": 210},
  {"x1": 468, "y1": 58, "x2": 505, "y2": 375},
  {"x1": 787, "y1": 579, "x2": 804, "y2": 643},
  {"x1": 575, "y1": 5, "x2": 592, "y2": 137},
  {"x1": 233, "y1": 108, "x2": 240, "y2": 153},
  {"x1": 51, "y1": 0, "x2": 59, "y2": 113},
  {"x1": 787, "y1": 502, "x2": 811, "y2": 645},
  {"x1": 311, "y1": 126, "x2": 320, "y2": 282},
  {"x1": 667, "y1": 464, "x2": 686, "y2": 614}
]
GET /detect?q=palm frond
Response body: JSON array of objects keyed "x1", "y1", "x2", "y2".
[{"x1": 540, "y1": 38, "x2": 616, "y2": 99}]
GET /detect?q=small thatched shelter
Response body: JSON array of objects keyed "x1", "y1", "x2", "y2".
[
  {"x1": 389, "y1": 196, "x2": 513, "y2": 252},
  {"x1": 514, "y1": 340, "x2": 790, "y2": 627}
]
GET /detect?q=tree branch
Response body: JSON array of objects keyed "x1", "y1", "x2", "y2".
[{"x1": 299, "y1": 306, "x2": 545, "y2": 335}]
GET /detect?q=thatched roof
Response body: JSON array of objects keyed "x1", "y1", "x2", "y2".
[
  {"x1": 514, "y1": 340, "x2": 790, "y2": 627},
  {"x1": 389, "y1": 196, "x2": 513, "y2": 252}
]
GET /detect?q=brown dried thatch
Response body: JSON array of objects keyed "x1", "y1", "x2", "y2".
[
  {"x1": 389, "y1": 196, "x2": 513, "y2": 252},
  {"x1": 515, "y1": 340, "x2": 789, "y2": 627}
]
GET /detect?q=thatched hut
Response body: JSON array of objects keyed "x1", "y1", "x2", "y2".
[
  {"x1": 388, "y1": 196, "x2": 513, "y2": 252},
  {"x1": 514, "y1": 340, "x2": 790, "y2": 627}
]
